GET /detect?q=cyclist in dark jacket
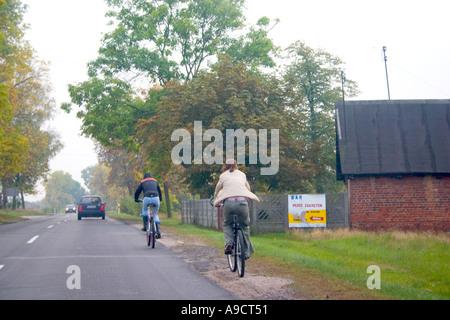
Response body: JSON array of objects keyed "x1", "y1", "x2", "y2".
[{"x1": 134, "y1": 172, "x2": 162, "y2": 237}]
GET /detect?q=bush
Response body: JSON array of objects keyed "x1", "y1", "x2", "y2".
[{"x1": 118, "y1": 196, "x2": 141, "y2": 216}]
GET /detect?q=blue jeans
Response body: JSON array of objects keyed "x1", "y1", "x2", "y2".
[{"x1": 140, "y1": 196, "x2": 161, "y2": 224}]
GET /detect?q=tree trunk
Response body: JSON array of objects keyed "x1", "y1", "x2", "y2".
[{"x1": 163, "y1": 182, "x2": 172, "y2": 218}]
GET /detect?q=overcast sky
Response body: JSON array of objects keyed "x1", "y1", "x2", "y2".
[{"x1": 21, "y1": 0, "x2": 450, "y2": 201}]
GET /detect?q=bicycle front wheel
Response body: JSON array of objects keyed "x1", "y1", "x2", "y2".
[{"x1": 236, "y1": 229, "x2": 246, "y2": 277}]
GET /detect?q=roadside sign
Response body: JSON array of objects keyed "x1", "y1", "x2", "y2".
[
  {"x1": 4, "y1": 187, "x2": 19, "y2": 197},
  {"x1": 288, "y1": 194, "x2": 326, "y2": 228}
]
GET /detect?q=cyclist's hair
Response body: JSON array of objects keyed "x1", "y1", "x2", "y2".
[{"x1": 222, "y1": 159, "x2": 237, "y2": 172}]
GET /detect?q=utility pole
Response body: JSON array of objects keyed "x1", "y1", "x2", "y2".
[
  {"x1": 340, "y1": 71, "x2": 346, "y2": 105},
  {"x1": 383, "y1": 46, "x2": 391, "y2": 100}
]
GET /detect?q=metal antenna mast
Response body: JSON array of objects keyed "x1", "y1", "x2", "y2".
[
  {"x1": 383, "y1": 46, "x2": 391, "y2": 100},
  {"x1": 340, "y1": 71, "x2": 346, "y2": 104}
]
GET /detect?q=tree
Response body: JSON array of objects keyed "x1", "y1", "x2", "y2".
[
  {"x1": 0, "y1": 0, "x2": 62, "y2": 206},
  {"x1": 0, "y1": 83, "x2": 28, "y2": 207},
  {"x1": 283, "y1": 41, "x2": 359, "y2": 192},
  {"x1": 62, "y1": 0, "x2": 279, "y2": 209},
  {"x1": 63, "y1": 77, "x2": 149, "y2": 151},
  {"x1": 90, "y1": 0, "x2": 249, "y2": 85},
  {"x1": 43, "y1": 171, "x2": 85, "y2": 211},
  {"x1": 137, "y1": 55, "x2": 317, "y2": 197},
  {"x1": 82, "y1": 162, "x2": 129, "y2": 209},
  {"x1": 0, "y1": 0, "x2": 29, "y2": 195},
  {"x1": 224, "y1": 16, "x2": 279, "y2": 72}
]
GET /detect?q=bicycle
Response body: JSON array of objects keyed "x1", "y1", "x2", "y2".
[
  {"x1": 138, "y1": 199, "x2": 157, "y2": 248},
  {"x1": 210, "y1": 197, "x2": 246, "y2": 277}
]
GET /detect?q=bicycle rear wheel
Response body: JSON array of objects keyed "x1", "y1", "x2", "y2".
[
  {"x1": 236, "y1": 229, "x2": 245, "y2": 277},
  {"x1": 151, "y1": 219, "x2": 156, "y2": 248},
  {"x1": 227, "y1": 245, "x2": 237, "y2": 272}
]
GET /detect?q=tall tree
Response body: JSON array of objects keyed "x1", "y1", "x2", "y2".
[
  {"x1": 137, "y1": 55, "x2": 317, "y2": 197},
  {"x1": 283, "y1": 41, "x2": 359, "y2": 192},
  {"x1": 0, "y1": 0, "x2": 29, "y2": 195},
  {"x1": 62, "y1": 0, "x2": 279, "y2": 207},
  {"x1": 0, "y1": 83, "x2": 28, "y2": 200},
  {"x1": 90, "y1": 0, "x2": 251, "y2": 85},
  {"x1": 0, "y1": 0, "x2": 62, "y2": 206}
]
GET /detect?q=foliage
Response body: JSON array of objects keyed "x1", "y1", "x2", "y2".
[
  {"x1": 90, "y1": 0, "x2": 273, "y2": 84},
  {"x1": 63, "y1": 0, "x2": 360, "y2": 202},
  {"x1": 0, "y1": 0, "x2": 62, "y2": 206},
  {"x1": 0, "y1": 83, "x2": 28, "y2": 182},
  {"x1": 42, "y1": 171, "x2": 86, "y2": 210},
  {"x1": 63, "y1": 0, "x2": 280, "y2": 208},
  {"x1": 81, "y1": 162, "x2": 129, "y2": 207},
  {"x1": 118, "y1": 195, "x2": 141, "y2": 216},
  {"x1": 224, "y1": 16, "x2": 279, "y2": 71},
  {"x1": 137, "y1": 55, "x2": 318, "y2": 197},
  {"x1": 282, "y1": 41, "x2": 359, "y2": 193}
]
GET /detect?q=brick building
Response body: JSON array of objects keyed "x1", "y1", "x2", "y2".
[{"x1": 335, "y1": 100, "x2": 450, "y2": 232}]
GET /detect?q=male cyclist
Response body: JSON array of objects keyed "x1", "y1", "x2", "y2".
[{"x1": 134, "y1": 172, "x2": 162, "y2": 238}]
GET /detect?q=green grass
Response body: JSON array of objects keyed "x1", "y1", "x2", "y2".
[
  {"x1": 152, "y1": 215, "x2": 450, "y2": 300},
  {"x1": 0, "y1": 209, "x2": 46, "y2": 223},
  {"x1": 252, "y1": 229, "x2": 449, "y2": 300}
]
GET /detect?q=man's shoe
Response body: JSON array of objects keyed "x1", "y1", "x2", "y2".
[
  {"x1": 142, "y1": 217, "x2": 148, "y2": 231},
  {"x1": 156, "y1": 224, "x2": 161, "y2": 238},
  {"x1": 224, "y1": 244, "x2": 233, "y2": 254}
]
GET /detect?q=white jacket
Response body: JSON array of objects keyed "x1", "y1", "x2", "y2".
[{"x1": 213, "y1": 169, "x2": 260, "y2": 207}]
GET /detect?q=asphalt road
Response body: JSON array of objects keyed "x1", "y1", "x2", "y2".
[{"x1": 0, "y1": 213, "x2": 238, "y2": 300}]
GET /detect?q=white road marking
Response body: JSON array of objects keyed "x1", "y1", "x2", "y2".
[
  {"x1": 0, "y1": 265, "x2": 4, "y2": 271},
  {"x1": 47, "y1": 225, "x2": 54, "y2": 229},
  {"x1": 27, "y1": 235, "x2": 39, "y2": 244}
]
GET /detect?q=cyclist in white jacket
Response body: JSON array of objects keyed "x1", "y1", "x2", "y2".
[{"x1": 214, "y1": 159, "x2": 259, "y2": 259}]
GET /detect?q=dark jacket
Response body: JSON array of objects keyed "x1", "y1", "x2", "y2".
[{"x1": 134, "y1": 173, "x2": 162, "y2": 202}]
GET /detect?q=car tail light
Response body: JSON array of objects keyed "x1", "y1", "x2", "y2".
[
  {"x1": 100, "y1": 204, "x2": 105, "y2": 210},
  {"x1": 78, "y1": 204, "x2": 82, "y2": 211}
]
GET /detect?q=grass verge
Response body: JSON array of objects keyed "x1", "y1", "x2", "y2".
[
  {"x1": 0, "y1": 209, "x2": 46, "y2": 223},
  {"x1": 141, "y1": 213, "x2": 449, "y2": 300}
]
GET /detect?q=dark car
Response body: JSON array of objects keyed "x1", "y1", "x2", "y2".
[
  {"x1": 77, "y1": 195, "x2": 105, "y2": 220},
  {"x1": 65, "y1": 204, "x2": 76, "y2": 214}
]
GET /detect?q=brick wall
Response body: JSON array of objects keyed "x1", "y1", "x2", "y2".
[{"x1": 348, "y1": 175, "x2": 450, "y2": 232}]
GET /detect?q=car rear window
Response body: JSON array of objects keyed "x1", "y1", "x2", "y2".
[{"x1": 81, "y1": 197, "x2": 101, "y2": 203}]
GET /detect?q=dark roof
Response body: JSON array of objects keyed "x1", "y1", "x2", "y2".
[{"x1": 335, "y1": 100, "x2": 450, "y2": 179}]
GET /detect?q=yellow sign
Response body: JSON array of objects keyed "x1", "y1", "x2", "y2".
[{"x1": 288, "y1": 195, "x2": 327, "y2": 228}]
